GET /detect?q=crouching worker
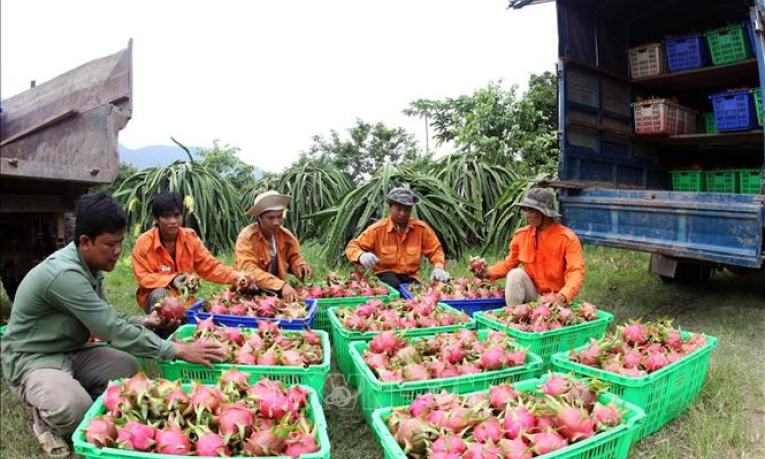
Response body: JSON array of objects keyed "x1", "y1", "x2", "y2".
[
  {"x1": 474, "y1": 188, "x2": 585, "y2": 306},
  {"x1": 132, "y1": 191, "x2": 247, "y2": 313},
  {"x1": 0, "y1": 192, "x2": 227, "y2": 458},
  {"x1": 345, "y1": 187, "x2": 450, "y2": 291},
  {"x1": 235, "y1": 190, "x2": 314, "y2": 303}
]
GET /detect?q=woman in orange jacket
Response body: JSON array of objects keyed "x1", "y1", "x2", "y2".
[
  {"x1": 131, "y1": 192, "x2": 245, "y2": 312},
  {"x1": 475, "y1": 188, "x2": 585, "y2": 306}
]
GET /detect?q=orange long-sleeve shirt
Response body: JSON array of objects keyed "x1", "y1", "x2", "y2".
[
  {"x1": 345, "y1": 217, "x2": 446, "y2": 281},
  {"x1": 487, "y1": 222, "x2": 585, "y2": 302},
  {"x1": 234, "y1": 224, "x2": 308, "y2": 292},
  {"x1": 132, "y1": 227, "x2": 237, "y2": 309}
]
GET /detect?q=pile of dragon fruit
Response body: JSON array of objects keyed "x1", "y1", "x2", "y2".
[
  {"x1": 172, "y1": 319, "x2": 323, "y2": 367},
  {"x1": 483, "y1": 297, "x2": 600, "y2": 332},
  {"x1": 408, "y1": 278, "x2": 505, "y2": 301},
  {"x1": 362, "y1": 329, "x2": 529, "y2": 382},
  {"x1": 386, "y1": 375, "x2": 626, "y2": 459},
  {"x1": 336, "y1": 298, "x2": 470, "y2": 332},
  {"x1": 295, "y1": 271, "x2": 389, "y2": 299},
  {"x1": 569, "y1": 319, "x2": 709, "y2": 377},
  {"x1": 84, "y1": 371, "x2": 320, "y2": 457},
  {"x1": 200, "y1": 290, "x2": 310, "y2": 319}
]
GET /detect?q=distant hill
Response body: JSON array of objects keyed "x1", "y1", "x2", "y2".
[
  {"x1": 119, "y1": 144, "x2": 263, "y2": 179},
  {"x1": 118, "y1": 144, "x2": 202, "y2": 169}
]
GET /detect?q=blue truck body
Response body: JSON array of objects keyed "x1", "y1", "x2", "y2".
[{"x1": 511, "y1": 0, "x2": 765, "y2": 273}]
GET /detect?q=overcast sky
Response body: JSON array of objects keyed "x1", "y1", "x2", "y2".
[{"x1": 1, "y1": 0, "x2": 557, "y2": 172}]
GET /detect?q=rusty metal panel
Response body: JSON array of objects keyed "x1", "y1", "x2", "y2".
[
  {"x1": 0, "y1": 42, "x2": 131, "y2": 185},
  {"x1": 561, "y1": 190, "x2": 764, "y2": 267}
]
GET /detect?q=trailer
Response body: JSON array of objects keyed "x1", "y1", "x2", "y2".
[
  {"x1": 510, "y1": 0, "x2": 765, "y2": 282},
  {"x1": 0, "y1": 41, "x2": 133, "y2": 297}
]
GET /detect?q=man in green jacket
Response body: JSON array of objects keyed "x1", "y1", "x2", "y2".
[{"x1": 1, "y1": 192, "x2": 226, "y2": 458}]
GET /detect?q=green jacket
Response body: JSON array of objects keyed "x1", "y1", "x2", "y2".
[{"x1": 1, "y1": 243, "x2": 175, "y2": 386}]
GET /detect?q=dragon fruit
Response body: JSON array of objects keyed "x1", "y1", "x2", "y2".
[{"x1": 85, "y1": 415, "x2": 118, "y2": 447}]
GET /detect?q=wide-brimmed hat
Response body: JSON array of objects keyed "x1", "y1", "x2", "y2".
[
  {"x1": 385, "y1": 187, "x2": 421, "y2": 206},
  {"x1": 512, "y1": 187, "x2": 561, "y2": 218},
  {"x1": 246, "y1": 190, "x2": 292, "y2": 216}
]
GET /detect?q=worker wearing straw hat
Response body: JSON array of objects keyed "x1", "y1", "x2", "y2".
[
  {"x1": 474, "y1": 187, "x2": 585, "y2": 306},
  {"x1": 235, "y1": 190, "x2": 313, "y2": 302}
]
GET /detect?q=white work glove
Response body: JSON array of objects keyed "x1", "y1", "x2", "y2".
[
  {"x1": 430, "y1": 267, "x2": 450, "y2": 282},
  {"x1": 358, "y1": 252, "x2": 380, "y2": 269},
  {"x1": 171, "y1": 274, "x2": 187, "y2": 290}
]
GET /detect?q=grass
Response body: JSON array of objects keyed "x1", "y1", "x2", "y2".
[{"x1": 1, "y1": 243, "x2": 764, "y2": 458}]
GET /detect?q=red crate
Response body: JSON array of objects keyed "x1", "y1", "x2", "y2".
[{"x1": 632, "y1": 99, "x2": 697, "y2": 135}]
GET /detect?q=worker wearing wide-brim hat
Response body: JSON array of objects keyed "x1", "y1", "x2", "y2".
[
  {"x1": 474, "y1": 187, "x2": 585, "y2": 306},
  {"x1": 235, "y1": 190, "x2": 313, "y2": 302},
  {"x1": 345, "y1": 187, "x2": 450, "y2": 291}
]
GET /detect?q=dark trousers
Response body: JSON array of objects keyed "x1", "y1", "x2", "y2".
[{"x1": 376, "y1": 271, "x2": 418, "y2": 292}]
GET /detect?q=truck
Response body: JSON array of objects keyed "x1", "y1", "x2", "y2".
[
  {"x1": 0, "y1": 41, "x2": 133, "y2": 297},
  {"x1": 510, "y1": 0, "x2": 765, "y2": 282}
]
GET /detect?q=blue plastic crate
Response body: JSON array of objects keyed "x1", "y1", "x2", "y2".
[
  {"x1": 710, "y1": 89, "x2": 757, "y2": 132},
  {"x1": 185, "y1": 298, "x2": 317, "y2": 330},
  {"x1": 665, "y1": 34, "x2": 708, "y2": 72},
  {"x1": 400, "y1": 283, "x2": 506, "y2": 317}
]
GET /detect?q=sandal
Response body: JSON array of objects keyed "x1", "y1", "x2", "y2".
[{"x1": 35, "y1": 430, "x2": 70, "y2": 458}]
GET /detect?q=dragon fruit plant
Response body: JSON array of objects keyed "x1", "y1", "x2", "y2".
[
  {"x1": 362, "y1": 329, "x2": 530, "y2": 382},
  {"x1": 294, "y1": 270, "x2": 389, "y2": 300},
  {"x1": 85, "y1": 371, "x2": 320, "y2": 457},
  {"x1": 483, "y1": 296, "x2": 600, "y2": 333},
  {"x1": 385, "y1": 374, "x2": 626, "y2": 459},
  {"x1": 336, "y1": 298, "x2": 470, "y2": 333},
  {"x1": 569, "y1": 319, "x2": 709, "y2": 377},
  {"x1": 408, "y1": 278, "x2": 505, "y2": 301},
  {"x1": 172, "y1": 319, "x2": 323, "y2": 367}
]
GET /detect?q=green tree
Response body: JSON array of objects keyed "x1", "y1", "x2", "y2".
[
  {"x1": 307, "y1": 118, "x2": 430, "y2": 183},
  {"x1": 195, "y1": 139, "x2": 259, "y2": 191},
  {"x1": 405, "y1": 73, "x2": 559, "y2": 175}
]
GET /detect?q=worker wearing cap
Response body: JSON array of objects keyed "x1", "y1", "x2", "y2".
[
  {"x1": 345, "y1": 187, "x2": 450, "y2": 290},
  {"x1": 235, "y1": 190, "x2": 313, "y2": 302},
  {"x1": 474, "y1": 188, "x2": 585, "y2": 306}
]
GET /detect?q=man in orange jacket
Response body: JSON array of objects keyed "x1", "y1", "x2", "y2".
[
  {"x1": 132, "y1": 192, "x2": 245, "y2": 312},
  {"x1": 345, "y1": 188, "x2": 450, "y2": 290},
  {"x1": 235, "y1": 191, "x2": 313, "y2": 302},
  {"x1": 475, "y1": 188, "x2": 585, "y2": 306}
]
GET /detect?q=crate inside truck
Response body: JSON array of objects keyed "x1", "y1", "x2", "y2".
[{"x1": 510, "y1": 0, "x2": 765, "y2": 282}]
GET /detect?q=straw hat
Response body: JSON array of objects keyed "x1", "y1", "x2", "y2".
[{"x1": 246, "y1": 190, "x2": 292, "y2": 216}]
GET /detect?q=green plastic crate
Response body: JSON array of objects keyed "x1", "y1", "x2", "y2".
[
  {"x1": 158, "y1": 325, "x2": 331, "y2": 398},
  {"x1": 328, "y1": 303, "x2": 476, "y2": 388},
  {"x1": 552, "y1": 332, "x2": 718, "y2": 441},
  {"x1": 739, "y1": 168, "x2": 762, "y2": 194},
  {"x1": 705, "y1": 170, "x2": 739, "y2": 193},
  {"x1": 310, "y1": 283, "x2": 399, "y2": 333},
  {"x1": 73, "y1": 384, "x2": 330, "y2": 459},
  {"x1": 474, "y1": 306, "x2": 614, "y2": 371},
  {"x1": 703, "y1": 112, "x2": 718, "y2": 133},
  {"x1": 350, "y1": 329, "x2": 543, "y2": 424},
  {"x1": 705, "y1": 24, "x2": 752, "y2": 65},
  {"x1": 671, "y1": 170, "x2": 705, "y2": 192},
  {"x1": 752, "y1": 87, "x2": 763, "y2": 126},
  {"x1": 371, "y1": 374, "x2": 646, "y2": 459}
]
